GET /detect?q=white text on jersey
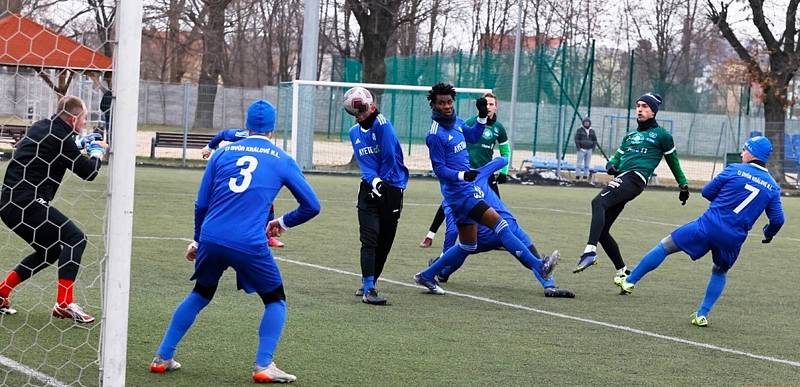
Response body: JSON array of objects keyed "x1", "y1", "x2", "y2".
[{"x1": 228, "y1": 145, "x2": 281, "y2": 158}]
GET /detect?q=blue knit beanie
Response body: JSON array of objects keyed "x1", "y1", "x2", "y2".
[
  {"x1": 246, "y1": 100, "x2": 276, "y2": 133},
  {"x1": 637, "y1": 93, "x2": 663, "y2": 114},
  {"x1": 743, "y1": 136, "x2": 772, "y2": 162}
]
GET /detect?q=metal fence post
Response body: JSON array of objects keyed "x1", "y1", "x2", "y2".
[{"x1": 182, "y1": 82, "x2": 190, "y2": 167}]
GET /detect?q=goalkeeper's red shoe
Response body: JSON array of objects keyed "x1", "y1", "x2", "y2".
[
  {"x1": 269, "y1": 237, "x2": 285, "y2": 248},
  {"x1": 52, "y1": 303, "x2": 95, "y2": 323},
  {"x1": 149, "y1": 355, "x2": 181, "y2": 373},
  {"x1": 252, "y1": 362, "x2": 296, "y2": 383},
  {"x1": 0, "y1": 296, "x2": 17, "y2": 315}
]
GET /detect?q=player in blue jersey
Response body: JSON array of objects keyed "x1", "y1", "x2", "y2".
[
  {"x1": 201, "y1": 128, "x2": 249, "y2": 159},
  {"x1": 414, "y1": 83, "x2": 559, "y2": 294},
  {"x1": 150, "y1": 100, "x2": 321, "y2": 383},
  {"x1": 344, "y1": 87, "x2": 409, "y2": 305},
  {"x1": 201, "y1": 128, "x2": 285, "y2": 248},
  {"x1": 617, "y1": 136, "x2": 784, "y2": 327},
  {"x1": 428, "y1": 158, "x2": 575, "y2": 297}
]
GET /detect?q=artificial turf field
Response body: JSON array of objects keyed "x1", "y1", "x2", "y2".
[{"x1": 2, "y1": 166, "x2": 799, "y2": 386}]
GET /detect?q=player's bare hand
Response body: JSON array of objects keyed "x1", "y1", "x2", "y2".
[
  {"x1": 267, "y1": 220, "x2": 285, "y2": 237},
  {"x1": 185, "y1": 241, "x2": 198, "y2": 261},
  {"x1": 201, "y1": 147, "x2": 212, "y2": 159}
]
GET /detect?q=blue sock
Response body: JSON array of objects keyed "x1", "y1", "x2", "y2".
[
  {"x1": 156, "y1": 291, "x2": 210, "y2": 359},
  {"x1": 362, "y1": 276, "x2": 375, "y2": 291},
  {"x1": 698, "y1": 270, "x2": 726, "y2": 317},
  {"x1": 526, "y1": 246, "x2": 555, "y2": 288},
  {"x1": 256, "y1": 300, "x2": 287, "y2": 367},
  {"x1": 627, "y1": 243, "x2": 669, "y2": 284},
  {"x1": 422, "y1": 243, "x2": 474, "y2": 280},
  {"x1": 494, "y1": 219, "x2": 543, "y2": 274},
  {"x1": 440, "y1": 254, "x2": 468, "y2": 277},
  {"x1": 532, "y1": 263, "x2": 555, "y2": 288}
]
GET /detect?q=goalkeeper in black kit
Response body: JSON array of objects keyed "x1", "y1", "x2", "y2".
[
  {"x1": 0, "y1": 96, "x2": 108, "y2": 323},
  {"x1": 573, "y1": 93, "x2": 690, "y2": 287}
]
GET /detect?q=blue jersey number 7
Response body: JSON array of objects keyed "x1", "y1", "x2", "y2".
[{"x1": 732, "y1": 184, "x2": 759, "y2": 214}]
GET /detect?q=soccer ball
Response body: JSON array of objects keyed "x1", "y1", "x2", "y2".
[{"x1": 342, "y1": 87, "x2": 373, "y2": 116}]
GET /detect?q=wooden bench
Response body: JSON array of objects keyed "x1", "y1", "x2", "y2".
[
  {"x1": 0, "y1": 124, "x2": 28, "y2": 147},
  {"x1": 150, "y1": 131, "x2": 215, "y2": 158}
]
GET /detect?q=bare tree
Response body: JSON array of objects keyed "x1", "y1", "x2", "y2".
[
  {"x1": 167, "y1": 0, "x2": 191, "y2": 82},
  {"x1": 1, "y1": 0, "x2": 23, "y2": 14},
  {"x1": 194, "y1": 0, "x2": 233, "y2": 128},
  {"x1": 708, "y1": 0, "x2": 799, "y2": 184},
  {"x1": 347, "y1": 0, "x2": 403, "y2": 84},
  {"x1": 393, "y1": 0, "x2": 425, "y2": 55},
  {"x1": 625, "y1": 0, "x2": 687, "y2": 97}
]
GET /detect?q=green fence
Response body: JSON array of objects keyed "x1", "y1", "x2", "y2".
[{"x1": 327, "y1": 43, "x2": 786, "y2": 185}]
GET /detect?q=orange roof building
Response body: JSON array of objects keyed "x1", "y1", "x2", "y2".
[{"x1": 0, "y1": 13, "x2": 111, "y2": 71}]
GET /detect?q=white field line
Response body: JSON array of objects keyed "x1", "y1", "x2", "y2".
[
  {"x1": 128, "y1": 234, "x2": 800, "y2": 369},
  {"x1": 0, "y1": 356, "x2": 69, "y2": 387},
  {"x1": 273, "y1": 256, "x2": 800, "y2": 369},
  {"x1": 124, "y1": 192, "x2": 800, "y2": 243}
]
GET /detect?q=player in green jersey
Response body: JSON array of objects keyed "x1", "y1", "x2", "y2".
[
  {"x1": 419, "y1": 92, "x2": 512, "y2": 248},
  {"x1": 573, "y1": 93, "x2": 690, "y2": 286}
]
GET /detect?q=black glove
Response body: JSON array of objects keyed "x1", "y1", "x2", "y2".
[
  {"x1": 476, "y1": 97, "x2": 488, "y2": 119},
  {"x1": 762, "y1": 224, "x2": 773, "y2": 243},
  {"x1": 679, "y1": 185, "x2": 690, "y2": 205},
  {"x1": 605, "y1": 162, "x2": 618, "y2": 176},
  {"x1": 496, "y1": 173, "x2": 508, "y2": 184},
  {"x1": 375, "y1": 181, "x2": 387, "y2": 195},
  {"x1": 463, "y1": 170, "x2": 479, "y2": 182}
]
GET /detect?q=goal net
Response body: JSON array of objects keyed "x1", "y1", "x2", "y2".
[
  {"x1": 0, "y1": 4, "x2": 141, "y2": 387},
  {"x1": 276, "y1": 80, "x2": 492, "y2": 173}
]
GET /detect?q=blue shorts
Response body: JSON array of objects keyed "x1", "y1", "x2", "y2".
[
  {"x1": 443, "y1": 188, "x2": 487, "y2": 226},
  {"x1": 191, "y1": 241, "x2": 283, "y2": 294},
  {"x1": 670, "y1": 220, "x2": 742, "y2": 271}
]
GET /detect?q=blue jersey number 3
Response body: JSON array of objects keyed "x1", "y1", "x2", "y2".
[{"x1": 229, "y1": 155, "x2": 259, "y2": 193}]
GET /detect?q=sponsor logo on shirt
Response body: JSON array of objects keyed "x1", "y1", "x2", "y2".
[
  {"x1": 454, "y1": 141, "x2": 467, "y2": 153},
  {"x1": 358, "y1": 145, "x2": 381, "y2": 156}
]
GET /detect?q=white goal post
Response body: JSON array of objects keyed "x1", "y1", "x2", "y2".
[
  {"x1": 100, "y1": 0, "x2": 143, "y2": 385},
  {"x1": 287, "y1": 80, "x2": 492, "y2": 172}
]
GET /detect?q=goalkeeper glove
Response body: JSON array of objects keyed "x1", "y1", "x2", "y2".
[
  {"x1": 476, "y1": 97, "x2": 488, "y2": 119},
  {"x1": 87, "y1": 142, "x2": 106, "y2": 159},
  {"x1": 605, "y1": 162, "x2": 618, "y2": 176},
  {"x1": 76, "y1": 133, "x2": 102, "y2": 150},
  {"x1": 496, "y1": 173, "x2": 508, "y2": 184},
  {"x1": 679, "y1": 185, "x2": 690, "y2": 205},
  {"x1": 462, "y1": 170, "x2": 479, "y2": 182},
  {"x1": 762, "y1": 224, "x2": 773, "y2": 243}
]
